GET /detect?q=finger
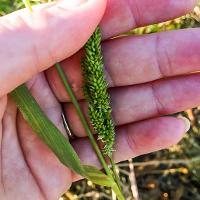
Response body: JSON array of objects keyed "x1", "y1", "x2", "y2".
[
  {"x1": 72, "y1": 116, "x2": 189, "y2": 181},
  {"x1": 46, "y1": 51, "x2": 85, "y2": 102},
  {"x1": 1, "y1": 98, "x2": 46, "y2": 199},
  {"x1": 102, "y1": 28, "x2": 200, "y2": 86},
  {"x1": 46, "y1": 28, "x2": 200, "y2": 101},
  {"x1": 110, "y1": 74, "x2": 200, "y2": 125},
  {"x1": 63, "y1": 74, "x2": 200, "y2": 137},
  {"x1": 0, "y1": 96, "x2": 7, "y2": 120},
  {"x1": 100, "y1": 0, "x2": 196, "y2": 39},
  {"x1": 0, "y1": 0, "x2": 106, "y2": 96},
  {"x1": 17, "y1": 73, "x2": 72, "y2": 200},
  {"x1": 26, "y1": 73, "x2": 67, "y2": 136}
]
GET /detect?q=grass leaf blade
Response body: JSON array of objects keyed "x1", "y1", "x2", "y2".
[
  {"x1": 10, "y1": 84, "x2": 125, "y2": 199},
  {"x1": 10, "y1": 84, "x2": 84, "y2": 175},
  {"x1": 83, "y1": 165, "x2": 125, "y2": 200}
]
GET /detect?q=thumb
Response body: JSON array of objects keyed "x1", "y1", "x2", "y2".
[{"x1": 0, "y1": 0, "x2": 107, "y2": 96}]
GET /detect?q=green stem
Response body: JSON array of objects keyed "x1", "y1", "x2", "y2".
[
  {"x1": 55, "y1": 64, "x2": 125, "y2": 199},
  {"x1": 23, "y1": 0, "x2": 33, "y2": 11},
  {"x1": 110, "y1": 157, "x2": 123, "y2": 193},
  {"x1": 55, "y1": 63, "x2": 112, "y2": 176}
]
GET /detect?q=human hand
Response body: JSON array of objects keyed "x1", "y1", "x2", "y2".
[{"x1": 0, "y1": 0, "x2": 197, "y2": 199}]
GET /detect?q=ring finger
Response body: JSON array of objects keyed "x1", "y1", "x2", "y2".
[{"x1": 63, "y1": 73, "x2": 200, "y2": 137}]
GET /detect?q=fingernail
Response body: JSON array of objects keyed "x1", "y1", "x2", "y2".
[
  {"x1": 58, "y1": 0, "x2": 88, "y2": 9},
  {"x1": 178, "y1": 116, "x2": 191, "y2": 132}
]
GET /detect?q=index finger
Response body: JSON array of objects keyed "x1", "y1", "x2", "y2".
[{"x1": 101, "y1": 0, "x2": 196, "y2": 39}]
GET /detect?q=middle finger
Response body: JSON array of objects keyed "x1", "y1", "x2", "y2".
[{"x1": 46, "y1": 28, "x2": 200, "y2": 102}]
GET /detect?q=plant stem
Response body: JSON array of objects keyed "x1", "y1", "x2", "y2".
[
  {"x1": 55, "y1": 64, "x2": 125, "y2": 199},
  {"x1": 55, "y1": 63, "x2": 126, "y2": 199},
  {"x1": 42, "y1": 21, "x2": 123, "y2": 200},
  {"x1": 55, "y1": 63, "x2": 112, "y2": 176},
  {"x1": 110, "y1": 157, "x2": 123, "y2": 193},
  {"x1": 23, "y1": 0, "x2": 33, "y2": 11}
]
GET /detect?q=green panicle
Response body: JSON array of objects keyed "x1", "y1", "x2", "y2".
[{"x1": 82, "y1": 27, "x2": 115, "y2": 156}]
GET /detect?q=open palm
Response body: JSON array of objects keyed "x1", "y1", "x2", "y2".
[{"x1": 0, "y1": 0, "x2": 198, "y2": 199}]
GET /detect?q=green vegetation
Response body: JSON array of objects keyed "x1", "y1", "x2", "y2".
[
  {"x1": 11, "y1": 1, "x2": 125, "y2": 199},
  {"x1": 0, "y1": 0, "x2": 22, "y2": 15},
  {"x1": 1, "y1": 1, "x2": 200, "y2": 200}
]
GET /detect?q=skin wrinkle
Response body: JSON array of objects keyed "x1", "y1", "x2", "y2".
[
  {"x1": 155, "y1": 34, "x2": 165, "y2": 78},
  {"x1": 156, "y1": 33, "x2": 174, "y2": 77},
  {"x1": 150, "y1": 82, "x2": 166, "y2": 116},
  {"x1": 164, "y1": 47, "x2": 174, "y2": 77},
  {"x1": 126, "y1": 0, "x2": 140, "y2": 27},
  {"x1": 125, "y1": 124, "x2": 138, "y2": 157}
]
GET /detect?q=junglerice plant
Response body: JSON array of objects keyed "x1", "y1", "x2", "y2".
[{"x1": 10, "y1": 1, "x2": 125, "y2": 199}]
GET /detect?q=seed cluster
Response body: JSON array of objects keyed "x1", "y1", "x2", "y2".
[{"x1": 82, "y1": 27, "x2": 115, "y2": 156}]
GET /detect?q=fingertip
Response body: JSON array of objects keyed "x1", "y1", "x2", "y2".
[
  {"x1": 149, "y1": 117, "x2": 188, "y2": 147},
  {"x1": 177, "y1": 116, "x2": 191, "y2": 133},
  {"x1": 163, "y1": 117, "x2": 188, "y2": 146},
  {"x1": 113, "y1": 117, "x2": 188, "y2": 162}
]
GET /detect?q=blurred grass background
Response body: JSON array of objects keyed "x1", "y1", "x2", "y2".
[{"x1": 1, "y1": 1, "x2": 200, "y2": 200}]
